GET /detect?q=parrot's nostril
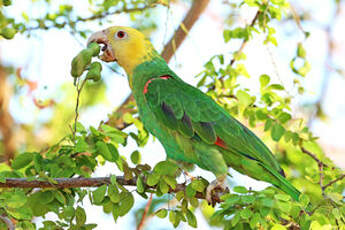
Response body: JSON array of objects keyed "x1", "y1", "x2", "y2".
[{"x1": 101, "y1": 44, "x2": 107, "y2": 51}]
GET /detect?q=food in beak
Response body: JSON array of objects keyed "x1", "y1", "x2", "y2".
[{"x1": 87, "y1": 31, "x2": 116, "y2": 62}]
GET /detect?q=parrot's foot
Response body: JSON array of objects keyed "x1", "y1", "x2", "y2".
[{"x1": 206, "y1": 176, "x2": 229, "y2": 207}]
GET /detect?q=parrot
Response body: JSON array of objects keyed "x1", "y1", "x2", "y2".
[{"x1": 87, "y1": 26, "x2": 301, "y2": 205}]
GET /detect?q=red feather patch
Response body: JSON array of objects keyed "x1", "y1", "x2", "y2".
[
  {"x1": 215, "y1": 136, "x2": 226, "y2": 148},
  {"x1": 143, "y1": 75, "x2": 171, "y2": 94}
]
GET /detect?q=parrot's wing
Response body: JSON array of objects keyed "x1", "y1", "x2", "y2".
[{"x1": 144, "y1": 76, "x2": 284, "y2": 175}]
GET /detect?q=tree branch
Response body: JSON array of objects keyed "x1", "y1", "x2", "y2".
[
  {"x1": 0, "y1": 176, "x2": 221, "y2": 203},
  {"x1": 0, "y1": 65, "x2": 17, "y2": 163},
  {"x1": 0, "y1": 215, "x2": 14, "y2": 230},
  {"x1": 300, "y1": 146, "x2": 327, "y2": 168},
  {"x1": 107, "y1": 0, "x2": 211, "y2": 130},
  {"x1": 229, "y1": 10, "x2": 260, "y2": 66},
  {"x1": 137, "y1": 193, "x2": 153, "y2": 230},
  {"x1": 322, "y1": 174, "x2": 345, "y2": 191},
  {"x1": 26, "y1": 5, "x2": 156, "y2": 32}
]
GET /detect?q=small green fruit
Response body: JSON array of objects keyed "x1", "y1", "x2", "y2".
[
  {"x1": 87, "y1": 42, "x2": 101, "y2": 57},
  {"x1": 0, "y1": 27, "x2": 16, "y2": 39},
  {"x1": 3, "y1": 0, "x2": 12, "y2": 6},
  {"x1": 86, "y1": 62, "x2": 102, "y2": 81}
]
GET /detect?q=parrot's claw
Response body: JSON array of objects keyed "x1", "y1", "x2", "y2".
[{"x1": 206, "y1": 177, "x2": 229, "y2": 207}]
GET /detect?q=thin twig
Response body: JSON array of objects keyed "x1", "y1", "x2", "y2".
[
  {"x1": 0, "y1": 215, "x2": 14, "y2": 230},
  {"x1": 322, "y1": 174, "x2": 345, "y2": 191},
  {"x1": 217, "y1": 10, "x2": 260, "y2": 82},
  {"x1": 137, "y1": 194, "x2": 153, "y2": 230},
  {"x1": 25, "y1": 5, "x2": 156, "y2": 32},
  {"x1": 229, "y1": 10, "x2": 260, "y2": 66},
  {"x1": 289, "y1": 4, "x2": 308, "y2": 36},
  {"x1": 300, "y1": 146, "x2": 327, "y2": 168},
  {"x1": 73, "y1": 79, "x2": 87, "y2": 140}
]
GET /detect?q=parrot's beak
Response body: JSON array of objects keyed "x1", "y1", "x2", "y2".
[{"x1": 87, "y1": 30, "x2": 117, "y2": 62}]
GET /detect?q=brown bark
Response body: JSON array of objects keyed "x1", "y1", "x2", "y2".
[
  {"x1": 0, "y1": 176, "x2": 222, "y2": 203},
  {"x1": 107, "y1": 0, "x2": 211, "y2": 130},
  {"x1": 0, "y1": 65, "x2": 16, "y2": 163}
]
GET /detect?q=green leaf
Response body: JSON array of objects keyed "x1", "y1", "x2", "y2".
[
  {"x1": 275, "y1": 194, "x2": 291, "y2": 201},
  {"x1": 241, "y1": 195, "x2": 255, "y2": 204},
  {"x1": 76, "y1": 206, "x2": 86, "y2": 226},
  {"x1": 146, "y1": 172, "x2": 160, "y2": 186},
  {"x1": 277, "y1": 112, "x2": 291, "y2": 124},
  {"x1": 271, "y1": 123, "x2": 285, "y2": 141},
  {"x1": 249, "y1": 213, "x2": 261, "y2": 229},
  {"x1": 116, "y1": 192, "x2": 134, "y2": 216},
  {"x1": 236, "y1": 90, "x2": 252, "y2": 107},
  {"x1": 297, "y1": 42, "x2": 306, "y2": 58},
  {"x1": 299, "y1": 194, "x2": 310, "y2": 208},
  {"x1": 260, "y1": 74, "x2": 270, "y2": 88},
  {"x1": 186, "y1": 210, "x2": 197, "y2": 228},
  {"x1": 261, "y1": 197, "x2": 274, "y2": 207},
  {"x1": 233, "y1": 186, "x2": 248, "y2": 194},
  {"x1": 155, "y1": 208, "x2": 168, "y2": 218},
  {"x1": 38, "y1": 191, "x2": 54, "y2": 204},
  {"x1": 271, "y1": 224, "x2": 287, "y2": 230},
  {"x1": 92, "y1": 185, "x2": 107, "y2": 205},
  {"x1": 103, "y1": 199, "x2": 113, "y2": 214},
  {"x1": 176, "y1": 191, "x2": 184, "y2": 201},
  {"x1": 153, "y1": 161, "x2": 179, "y2": 176},
  {"x1": 240, "y1": 208, "x2": 253, "y2": 219},
  {"x1": 63, "y1": 206, "x2": 75, "y2": 220},
  {"x1": 6, "y1": 190, "x2": 27, "y2": 208},
  {"x1": 231, "y1": 213, "x2": 241, "y2": 226},
  {"x1": 6, "y1": 206, "x2": 32, "y2": 220},
  {"x1": 224, "y1": 195, "x2": 240, "y2": 205},
  {"x1": 11, "y1": 152, "x2": 34, "y2": 170},
  {"x1": 107, "y1": 143, "x2": 119, "y2": 161},
  {"x1": 163, "y1": 176, "x2": 177, "y2": 190},
  {"x1": 96, "y1": 141, "x2": 113, "y2": 162},
  {"x1": 159, "y1": 180, "x2": 169, "y2": 194},
  {"x1": 110, "y1": 175, "x2": 118, "y2": 186},
  {"x1": 169, "y1": 210, "x2": 181, "y2": 228},
  {"x1": 108, "y1": 184, "x2": 120, "y2": 203},
  {"x1": 101, "y1": 124, "x2": 127, "y2": 144},
  {"x1": 268, "y1": 84, "x2": 285, "y2": 91},
  {"x1": 136, "y1": 176, "x2": 145, "y2": 193},
  {"x1": 189, "y1": 197, "x2": 199, "y2": 208},
  {"x1": 130, "y1": 150, "x2": 141, "y2": 165},
  {"x1": 186, "y1": 184, "x2": 196, "y2": 198},
  {"x1": 190, "y1": 180, "x2": 206, "y2": 192},
  {"x1": 75, "y1": 138, "x2": 88, "y2": 152}
]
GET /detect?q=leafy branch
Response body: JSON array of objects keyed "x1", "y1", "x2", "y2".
[
  {"x1": 24, "y1": 5, "x2": 157, "y2": 32},
  {"x1": 0, "y1": 176, "x2": 218, "y2": 203}
]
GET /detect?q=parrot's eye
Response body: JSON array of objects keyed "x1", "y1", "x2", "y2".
[{"x1": 115, "y1": 30, "x2": 127, "y2": 40}]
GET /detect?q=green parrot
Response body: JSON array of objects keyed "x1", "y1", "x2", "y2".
[{"x1": 88, "y1": 26, "x2": 301, "y2": 205}]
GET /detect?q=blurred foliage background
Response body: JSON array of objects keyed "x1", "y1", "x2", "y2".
[{"x1": 0, "y1": 0, "x2": 344, "y2": 229}]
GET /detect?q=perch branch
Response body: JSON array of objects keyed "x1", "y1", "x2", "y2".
[{"x1": 0, "y1": 176, "x2": 222, "y2": 203}]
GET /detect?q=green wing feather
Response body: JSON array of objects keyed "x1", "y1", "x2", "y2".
[{"x1": 145, "y1": 77, "x2": 281, "y2": 171}]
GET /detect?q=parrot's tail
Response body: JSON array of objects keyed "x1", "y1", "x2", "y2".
[{"x1": 262, "y1": 164, "x2": 300, "y2": 201}]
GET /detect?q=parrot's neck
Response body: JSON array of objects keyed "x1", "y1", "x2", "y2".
[
  {"x1": 121, "y1": 42, "x2": 157, "y2": 86},
  {"x1": 130, "y1": 55, "x2": 175, "y2": 92}
]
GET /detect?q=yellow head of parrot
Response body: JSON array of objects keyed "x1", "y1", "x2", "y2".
[{"x1": 87, "y1": 26, "x2": 154, "y2": 76}]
